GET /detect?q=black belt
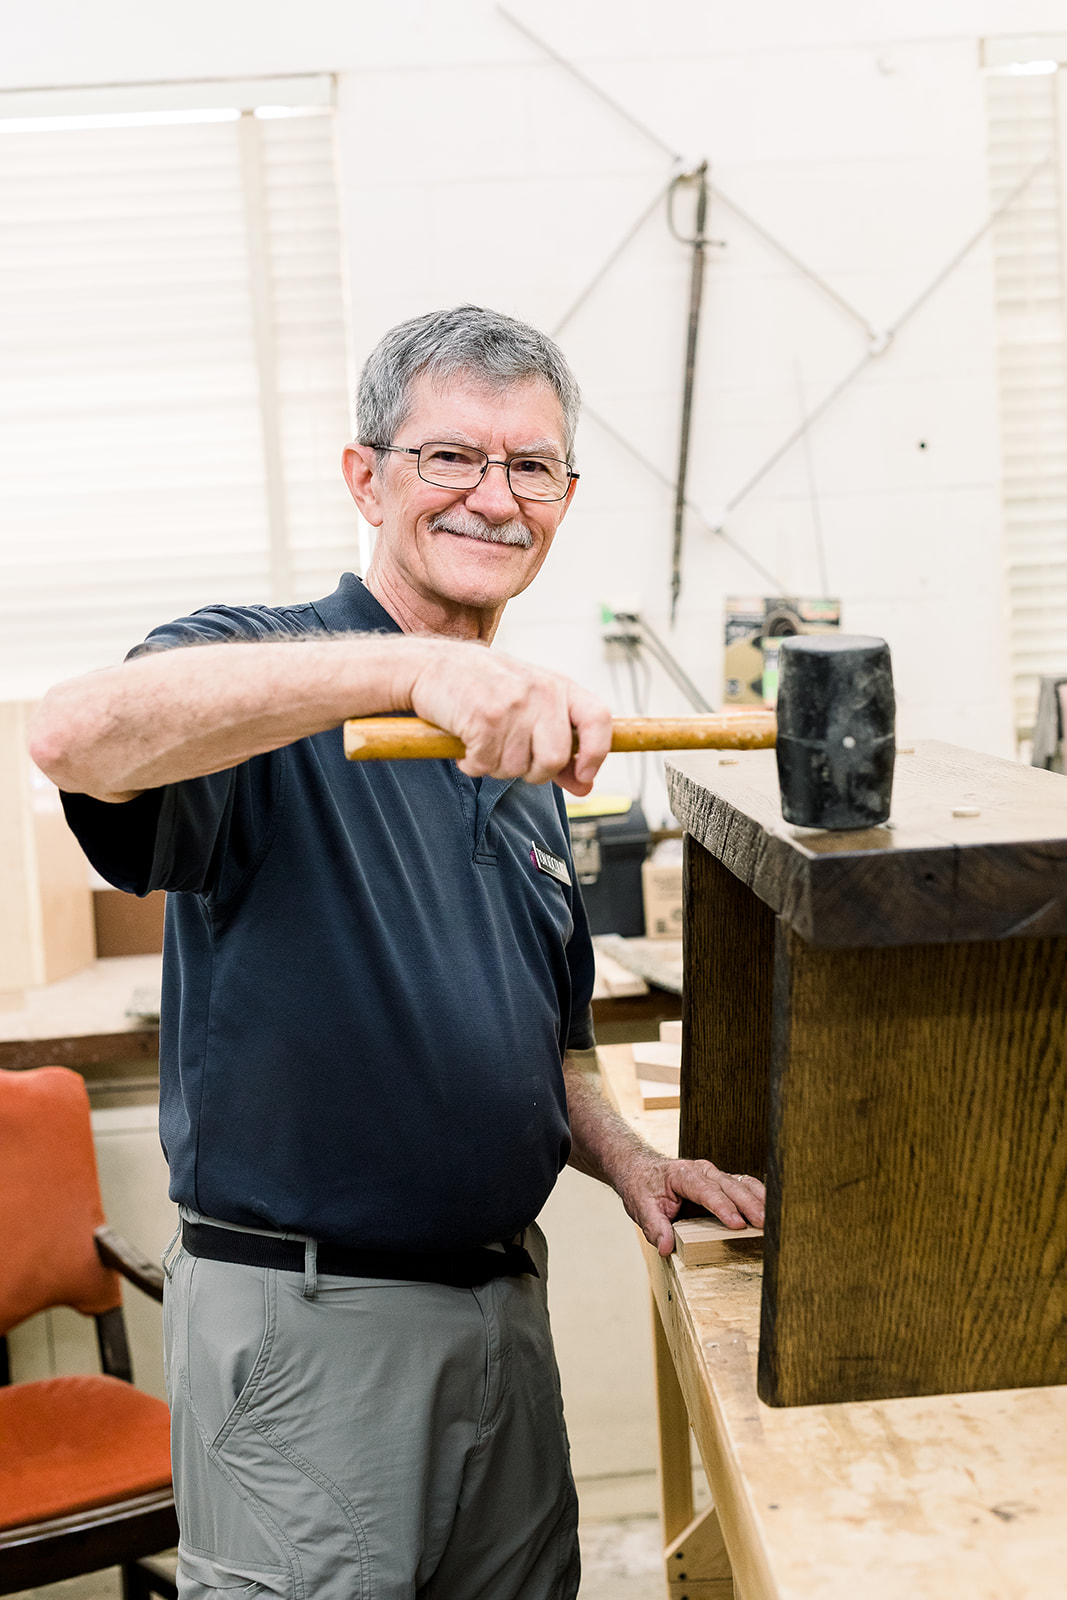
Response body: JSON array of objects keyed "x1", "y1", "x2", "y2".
[{"x1": 182, "y1": 1220, "x2": 539, "y2": 1289}]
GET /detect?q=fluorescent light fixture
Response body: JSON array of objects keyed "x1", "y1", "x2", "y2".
[
  {"x1": 253, "y1": 104, "x2": 327, "y2": 120},
  {"x1": 0, "y1": 107, "x2": 241, "y2": 133},
  {"x1": 1005, "y1": 59, "x2": 1059, "y2": 75},
  {"x1": 0, "y1": 75, "x2": 333, "y2": 124}
]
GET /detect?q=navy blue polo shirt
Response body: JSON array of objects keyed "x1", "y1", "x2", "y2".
[{"x1": 62, "y1": 574, "x2": 596, "y2": 1252}]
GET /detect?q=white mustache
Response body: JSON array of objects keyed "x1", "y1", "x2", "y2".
[{"x1": 428, "y1": 510, "x2": 533, "y2": 549}]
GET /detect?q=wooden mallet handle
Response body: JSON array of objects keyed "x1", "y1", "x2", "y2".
[{"x1": 343, "y1": 712, "x2": 776, "y2": 762}]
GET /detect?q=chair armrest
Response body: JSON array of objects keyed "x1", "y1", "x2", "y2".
[{"x1": 94, "y1": 1225, "x2": 166, "y2": 1304}]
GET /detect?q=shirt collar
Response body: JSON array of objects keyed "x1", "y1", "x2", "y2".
[{"x1": 310, "y1": 572, "x2": 403, "y2": 636}]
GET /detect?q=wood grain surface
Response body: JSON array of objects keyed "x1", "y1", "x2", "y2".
[
  {"x1": 759, "y1": 925, "x2": 1067, "y2": 1406},
  {"x1": 680, "y1": 841, "x2": 773, "y2": 1177},
  {"x1": 667, "y1": 741, "x2": 1067, "y2": 947},
  {"x1": 647, "y1": 1226, "x2": 1067, "y2": 1600},
  {"x1": 598, "y1": 1043, "x2": 1067, "y2": 1600}
]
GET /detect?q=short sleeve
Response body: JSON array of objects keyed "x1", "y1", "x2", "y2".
[
  {"x1": 62, "y1": 786, "x2": 168, "y2": 896},
  {"x1": 61, "y1": 767, "x2": 258, "y2": 897}
]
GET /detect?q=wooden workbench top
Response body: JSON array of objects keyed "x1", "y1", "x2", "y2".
[
  {"x1": 666, "y1": 741, "x2": 1067, "y2": 946},
  {"x1": 0, "y1": 954, "x2": 161, "y2": 1070},
  {"x1": 597, "y1": 1042, "x2": 1067, "y2": 1600}
]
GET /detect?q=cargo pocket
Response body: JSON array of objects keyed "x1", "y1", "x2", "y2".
[
  {"x1": 177, "y1": 1542, "x2": 290, "y2": 1596},
  {"x1": 180, "y1": 1255, "x2": 276, "y2": 1449},
  {"x1": 167, "y1": 1253, "x2": 291, "y2": 1585}
]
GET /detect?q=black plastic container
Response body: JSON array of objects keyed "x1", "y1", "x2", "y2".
[{"x1": 570, "y1": 801, "x2": 650, "y2": 935}]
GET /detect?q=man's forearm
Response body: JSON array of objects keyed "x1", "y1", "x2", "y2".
[
  {"x1": 30, "y1": 624, "x2": 615, "y2": 804},
  {"x1": 563, "y1": 1050, "x2": 661, "y2": 1193},
  {"x1": 563, "y1": 1049, "x2": 766, "y2": 1254},
  {"x1": 29, "y1": 634, "x2": 434, "y2": 802}
]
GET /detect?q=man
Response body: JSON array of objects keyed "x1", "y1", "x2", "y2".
[{"x1": 31, "y1": 306, "x2": 764, "y2": 1600}]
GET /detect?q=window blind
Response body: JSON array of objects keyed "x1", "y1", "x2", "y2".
[
  {"x1": 0, "y1": 79, "x2": 354, "y2": 700},
  {"x1": 986, "y1": 63, "x2": 1067, "y2": 736}
]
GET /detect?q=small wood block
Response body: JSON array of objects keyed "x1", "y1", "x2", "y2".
[
  {"x1": 592, "y1": 947, "x2": 648, "y2": 998},
  {"x1": 639, "y1": 1079, "x2": 681, "y2": 1111},
  {"x1": 659, "y1": 1018, "x2": 683, "y2": 1045},
  {"x1": 673, "y1": 1217, "x2": 763, "y2": 1265},
  {"x1": 632, "y1": 1040, "x2": 682, "y2": 1081}
]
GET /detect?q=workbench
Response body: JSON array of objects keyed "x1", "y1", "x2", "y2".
[
  {"x1": 0, "y1": 954, "x2": 161, "y2": 1076},
  {"x1": 598, "y1": 1042, "x2": 1067, "y2": 1600}
]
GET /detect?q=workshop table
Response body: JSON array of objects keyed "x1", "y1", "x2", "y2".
[
  {"x1": 598, "y1": 1042, "x2": 1067, "y2": 1600},
  {"x1": 0, "y1": 953, "x2": 161, "y2": 1075}
]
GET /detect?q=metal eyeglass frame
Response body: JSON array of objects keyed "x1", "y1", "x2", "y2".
[{"x1": 369, "y1": 442, "x2": 579, "y2": 503}]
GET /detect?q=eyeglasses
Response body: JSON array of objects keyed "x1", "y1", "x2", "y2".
[{"x1": 370, "y1": 441, "x2": 578, "y2": 503}]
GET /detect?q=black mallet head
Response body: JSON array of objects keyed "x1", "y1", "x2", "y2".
[{"x1": 775, "y1": 634, "x2": 895, "y2": 830}]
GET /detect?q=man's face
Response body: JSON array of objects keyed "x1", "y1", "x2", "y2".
[{"x1": 346, "y1": 371, "x2": 576, "y2": 625}]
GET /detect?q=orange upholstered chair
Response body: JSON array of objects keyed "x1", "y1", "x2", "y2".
[{"x1": 0, "y1": 1067, "x2": 178, "y2": 1598}]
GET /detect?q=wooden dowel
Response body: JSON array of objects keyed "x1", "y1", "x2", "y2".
[
  {"x1": 343, "y1": 712, "x2": 776, "y2": 762},
  {"x1": 609, "y1": 714, "x2": 775, "y2": 752},
  {"x1": 344, "y1": 720, "x2": 467, "y2": 761}
]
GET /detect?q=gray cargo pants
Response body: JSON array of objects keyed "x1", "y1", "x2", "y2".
[{"x1": 162, "y1": 1221, "x2": 579, "y2": 1600}]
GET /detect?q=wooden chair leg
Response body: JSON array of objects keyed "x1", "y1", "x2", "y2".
[
  {"x1": 122, "y1": 1561, "x2": 178, "y2": 1600},
  {"x1": 121, "y1": 1565, "x2": 147, "y2": 1600}
]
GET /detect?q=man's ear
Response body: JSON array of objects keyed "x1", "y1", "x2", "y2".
[
  {"x1": 341, "y1": 445, "x2": 385, "y2": 528},
  {"x1": 556, "y1": 470, "x2": 579, "y2": 524}
]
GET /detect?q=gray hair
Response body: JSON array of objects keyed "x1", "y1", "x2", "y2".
[{"x1": 356, "y1": 305, "x2": 581, "y2": 461}]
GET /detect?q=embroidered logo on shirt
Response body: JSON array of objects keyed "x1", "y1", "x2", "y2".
[{"x1": 530, "y1": 840, "x2": 572, "y2": 887}]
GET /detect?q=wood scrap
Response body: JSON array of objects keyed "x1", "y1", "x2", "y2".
[
  {"x1": 591, "y1": 944, "x2": 648, "y2": 999},
  {"x1": 594, "y1": 933, "x2": 683, "y2": 995},
  {"x1": 673, "y1": 1217, "x2": 763, "y2": 1266},
  {"x1": 632, "y1": 1039, "x2": 682, "y2": 1082},
  {"x1": 639, "y1": 1079, "x2": 680, "y2": 1111}
]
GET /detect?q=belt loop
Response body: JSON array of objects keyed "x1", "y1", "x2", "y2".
[
  {"x1": 303, "y1": 1235, "x2": 318, "y2": 1300},
  {"x1": 161, "y1": 1221, "x2": 182, "y2": 1282}
]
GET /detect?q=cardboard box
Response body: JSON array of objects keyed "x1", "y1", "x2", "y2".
[
  {"x1": 0, "y1": 702, "x2": 95, "y2": 1006},
  {"x1": 724, "y1": 596, "x2": 841, "y2": 706},
  {"x1": 93, "y1": 889, "x2": 166, "y2": 957},
  {"x1": 642, "y1": 860, "x2": 683, "y2": 940}
]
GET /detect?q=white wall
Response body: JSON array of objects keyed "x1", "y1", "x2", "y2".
[
  {"x1": 336, "y1": 2, "x2": 1029, "y2": 796},
  {"x1": 5, "y1": 0, "x2": 1062, "y2": 811}
]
